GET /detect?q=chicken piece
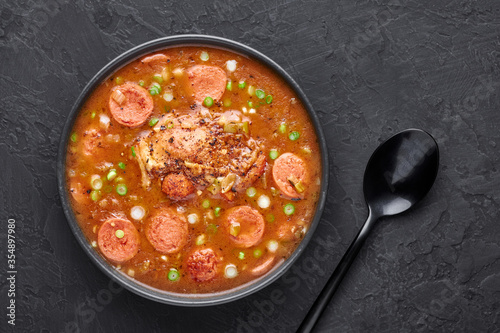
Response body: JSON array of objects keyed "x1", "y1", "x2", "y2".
[{"x1": 135, "y1": 113, "x2": 263, "y2": 190}]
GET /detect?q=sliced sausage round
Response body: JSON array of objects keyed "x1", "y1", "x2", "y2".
[
  {"x1": 146, "y1": 208, "x2": 188, "y2": 254},
  {"x1": 250, "y1": 256, "x2": 276, "y2": 276},
  {"x1": 161, "y1": 173, "x2": 195, "y2": 200},
  {"x1": 187, "y1": 65, "x2": 226, "y2": 103},
  {"x1": 272, "y1": 152, "x2": 307, "y2": 199},
  {"x1": 140, "y1": 54, "x2": 170, "y2": 70},
  {"x1": 186, "y1": 248, "x2": 219, "y2": 282},
  {"x1": 224, "y1": 206, "x2": 265, "y2": 248},
  {"x1": 108, "y1": 83, "x2": 154, "y2": 128},
  {"x1": 98, "y1": 218, "x2": 140, "y2": 263}
]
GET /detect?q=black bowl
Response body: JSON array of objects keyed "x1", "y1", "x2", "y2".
[{"x1": 57, "y1": 34, "x2": 329, "y2": 306}]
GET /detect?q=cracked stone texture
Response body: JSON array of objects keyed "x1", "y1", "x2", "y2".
[{"x1": 1, "y1": 0, "x2": 499, "y2": 332}]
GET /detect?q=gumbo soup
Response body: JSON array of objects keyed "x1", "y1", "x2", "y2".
[{"x1": 66, "y1": 46, "x2": 322, "y2": 293}]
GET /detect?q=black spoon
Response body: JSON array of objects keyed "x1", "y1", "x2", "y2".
[{"x1": 297, "y1": 129, "x2": 439, "y2": 333}]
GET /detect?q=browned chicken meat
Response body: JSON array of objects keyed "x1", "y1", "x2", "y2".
[{"x1": 135, "y1": 111, "x2": 267, "y2": 199}]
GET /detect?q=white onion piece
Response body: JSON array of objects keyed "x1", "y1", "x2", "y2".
[
  {"x1": 187, "y1": 213, "x2": 199, "y2": 224},
  {"x1": 196, "y1": 234, "x2": 206, "y2": 246},
  {"x1": 257, "y1": 195, "x2": 270, "y2": 209},
  {"x1": 225, "y1": 264, "x2": 238, "y2": 279},
  {"x1": 172, "y1": 68, "x2": 184, "y2": 77},
  {"x1": 200, "y1": 51, "x2": 209, "y2": 61},
  {"x1": 249, "y1": 108, "x2": 256, "y2": 114},
  {"x1": 100, "y1": 114, "x2": 110, "y2": 130},
  {"x1": 163, "y1": 91, "x2": 174, "y2": 102},
  {"x1": 267, "y1": 240, "x2": 279, "y2": 253},
  {"x1": 106, "y1": 134, "x2": 120, "y2": 142},
  {"x1": 130, "y1": 206, "x2": 146, "y2": 220},
  {"x1": 161, "y1": 68, "x2": 170, "y2": 81},
  {"x1": 226, "y1": 60, "x2": 237, "y2": 72}
]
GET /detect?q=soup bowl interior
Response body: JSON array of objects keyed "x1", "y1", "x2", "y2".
[{"x1": 57, "y1": 35, "x2": 329, "y2": 306}]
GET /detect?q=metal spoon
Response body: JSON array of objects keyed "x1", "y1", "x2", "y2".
[{"x1": 297, "y1": 129, "x2": 439, "y2": 333}]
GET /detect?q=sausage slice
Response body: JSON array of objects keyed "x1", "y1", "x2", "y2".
[
  {"x1": 224, "y1": 206, "x2": 265, "y2": 248},
  {"x1": 186, "y1": 248, "x2": 219, "y2": 282},
  {"x1": 272, "y1": 153, "x2": 307, "y2": 199},
  {"x1": 187, "y1": 65, "x2": 226, "y2": 103},
  {"x1": 250, "y1": 256, "x2": 276, "y2": 276},
  {"x1": 98, "y1": 218, "x2": 140, "y2": 263},
  {"x1": 140, "y1": 54, "x2": 170, "y2": 70},
  {"x1": 146, "y1": 208, "x2": 188, "y2": 254},
  {"x1": 161, "y1": 173, "x2": 195, "y2": 200},
  {"x1": 109, "y1": 83, "x2": 154, "y2": 128}
]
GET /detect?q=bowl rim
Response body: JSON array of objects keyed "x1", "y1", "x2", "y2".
[{"x1": 57, "y1": 34, "x2": 329, "y2": 306}]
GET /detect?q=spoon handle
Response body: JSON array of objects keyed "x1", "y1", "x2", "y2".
[{"x1": 296, "y1": 211, "x2": 379, "y2": 333}]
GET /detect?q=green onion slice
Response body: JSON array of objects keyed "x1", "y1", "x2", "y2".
[
  {"x1": 266, "y1": 95, "x2": 273, "y2": 104},
  {"x1": 279, "y1": 123, "x2": 287, "y2": 134},
  {"x1": 168, "y1": 269, "x2": 180, "y2": 281},
  {"x1": 116, "y1": 184, "x2": 128, "y2": 196},
  {"x1": 269, "y1": 149, "x2": 279, "y2": 160},
  {"x1": 115, "y1": 229, "x2": 125, "y2": 239},
  {"x1": 107, "y1": 169, "x2": 117, "y2": 181},
  {"x1": 118, "y1": 162, "x2": 126, "y2": 170},
  {"x1": 207, "y1": 223, "x2": 218, "y2": 234},
  {"x1": 200, "y1": 51, "x2": 209, "y2": 61},
  {"x1": 255, "y1": 89, "x2": 265, "y2": 99},
  {"x1": 203, "y1": 96, "x2": 214, "y2": 107},
  {"x1": 152, "y1": 74, "x2": 163, "y2": 83},
  {"x1": 246, "y1": 187, "x2": 257, "y2": 198},
  {"x1": 214, "y1": 207, "x2": 222, "y2": 217},
  {"x1": 149, "y1": 82, "x2": 161, "y2": 95},
  {"x1": 149, "y1": 117, "x2": 159, "y2": 127},
  {"x1": 289, "y1": 131, "x2": 300, "y2": 141},
  {"x1": 284, "y1": 203, "x2": 295, "y2": 216},
  {"x1": 90, "y1": 190, "x2": 100, "y2": 202},
  {"x1": 91, "y1": 177, "x2": 103, "y2": 190}
]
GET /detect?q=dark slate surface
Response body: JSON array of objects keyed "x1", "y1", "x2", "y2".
[{"x1": 1, "y1": 0, "x2": 499, "y2": 332}]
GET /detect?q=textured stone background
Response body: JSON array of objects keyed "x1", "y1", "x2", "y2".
[{"x1": 1, "y1": 0, "x2": 499, "y2": 332}]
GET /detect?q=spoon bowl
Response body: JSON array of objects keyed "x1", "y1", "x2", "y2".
[
  {"x1": 298, "y1": 129, "x2": 439, "y2": 333},
  {"x1": 364, "y1": 129, "x2": 439, "y2": 217}
]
